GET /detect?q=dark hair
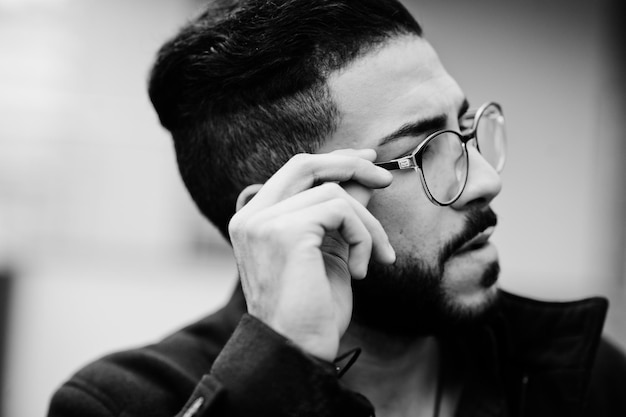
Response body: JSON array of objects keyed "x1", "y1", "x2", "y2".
[{"x1": 148, "y1": 0, "x2": 422, "y2": 240}]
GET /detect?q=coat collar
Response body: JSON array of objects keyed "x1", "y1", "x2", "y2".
[
  {"x1": 454, "y1": 290, "x2": 609, "y2": 417},
  {"x1": 220, "y1": 284, "x2": 608, "y2": 416}
]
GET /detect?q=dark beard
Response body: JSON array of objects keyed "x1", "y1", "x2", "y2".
[{"x1": 351, "y1": 207, "x2": 501, "y2": 337}]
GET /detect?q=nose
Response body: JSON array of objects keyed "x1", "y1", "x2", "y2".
[{"x1": 451, "y1": 145, "x2": 502, "y2": 209}]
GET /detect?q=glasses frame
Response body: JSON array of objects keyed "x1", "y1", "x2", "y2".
[{"x1": 374, "y1": 101, "x2": 504, "y2": 207}]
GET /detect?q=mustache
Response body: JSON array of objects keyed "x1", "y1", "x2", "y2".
[{"x1": 439, "y1": 207, "x2": 498, "y2": 266}]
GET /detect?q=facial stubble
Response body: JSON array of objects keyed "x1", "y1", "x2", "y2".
[{"x1": 351, "y1": 207, "x2": 501, "y2": 337}]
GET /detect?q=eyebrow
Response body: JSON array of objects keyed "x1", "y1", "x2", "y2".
[{"x1": 377, "y1": 98, "x2": 470, "y2": 147}]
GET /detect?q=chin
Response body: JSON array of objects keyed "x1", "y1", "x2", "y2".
[
  {"x1": 439, "y1": 261, "x2": 501, "y2": 323},
  {"x1": 442, "y1": 282, "x2": 499, "y2": 318},
  {"x1": 352, "y1": 257, "x2": 502, "y2": 337}
]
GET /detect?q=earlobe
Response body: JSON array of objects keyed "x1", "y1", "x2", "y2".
[{"x1": 236, "y1": 184, "x2": 264, "y2": 211}]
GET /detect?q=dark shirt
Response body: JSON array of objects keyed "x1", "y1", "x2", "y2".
[{"x1": 47, "y1": 284, "x2": 626, "y2": 417}]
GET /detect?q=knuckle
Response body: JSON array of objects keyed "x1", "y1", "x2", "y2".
[
  {"x1": 364, "y1": 229, "x2": 373, "y2": 245},
  {"x1": 318, "y1": 181, "x2": 343, "y2": 195},
  {"x1": 229, "y1": 212, "x2": 266, "y2": 242},
  {"x1": 288, "y1": 152, "x2": 313, "y2": 168},
  {"x1": 228, "y1": 214, "x2": 243, "y2": 238},
  {"x1": 287, "y1": 153, "x2": 325, "y2": 182}
]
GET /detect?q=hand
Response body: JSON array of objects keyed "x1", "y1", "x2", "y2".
[{"x1": 228, "y1": 149, "x2": 396, "y2": 361}]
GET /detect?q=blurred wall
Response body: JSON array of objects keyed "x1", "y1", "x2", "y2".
[
  {"x1": 409, "y1": 0, "x2": 621, "y2": 296},
  {"x1": 406, "y1": 0, "x2": 626, "y2": 341},
  {"x1": 0, "y1": 1, "x2": 623, "y2": 416},
  {"x1": 0, "y1": 1, "x2": 236, "y2": 417}
]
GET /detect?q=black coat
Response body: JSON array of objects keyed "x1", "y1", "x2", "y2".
[{"x1": 48, "y1": 285, "x2": 626, "y2": 417}]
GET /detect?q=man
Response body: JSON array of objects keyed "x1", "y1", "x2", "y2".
[{"x1": 48, "y1": 0, "x2": 626, "y2": 416}]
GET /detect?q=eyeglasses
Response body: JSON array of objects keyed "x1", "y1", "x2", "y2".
[{"x1": 375, "y1": 102, "x2": 506, "y2": 206}]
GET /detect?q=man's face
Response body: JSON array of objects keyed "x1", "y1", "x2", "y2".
[{"x1": 317, "y1": 35, "x2": 503, "y2": 335}]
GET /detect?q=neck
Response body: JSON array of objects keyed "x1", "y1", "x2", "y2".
[{"x1": 338, "y1": 322, "x2": 442, "y2": 417}]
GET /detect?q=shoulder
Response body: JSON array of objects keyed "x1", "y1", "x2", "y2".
[
  {"x1": 48, "y1": 325, "x2": 219, "y2": 417},
  {"x1": 592, "y1": 337, "x2": 626, "y2": 374},
  {"x1": 47, "y1": 291, "x2": 245, "y2": 417},
  {"x1": 585, "y1": 337, "x2": 626, "y2": 414}
]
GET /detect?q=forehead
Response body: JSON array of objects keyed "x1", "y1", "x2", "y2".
[{"x1": 319, "y1": 35, "x2": 464, "y2": 153}]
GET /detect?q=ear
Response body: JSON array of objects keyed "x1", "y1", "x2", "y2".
[{"x1": 235, "y1": 184, "x2": 264, "y2": 211}]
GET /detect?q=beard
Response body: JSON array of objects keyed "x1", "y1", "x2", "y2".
[{"x1": 351, "y1": 207, "x2": 501, "y2": 337}]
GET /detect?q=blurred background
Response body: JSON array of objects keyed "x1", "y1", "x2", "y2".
[{"x1": 0, "y1": 0, "x2": 624, "y2": 416}]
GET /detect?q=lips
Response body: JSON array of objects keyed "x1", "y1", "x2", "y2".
[
  {"x1": 456, "y1": 226, "x2": 495, "y2": 254},
  {"x1": 440, "y1": 208, "x2": 498, "y2": 264}
]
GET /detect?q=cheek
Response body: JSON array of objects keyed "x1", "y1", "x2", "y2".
[{"x1": 368, "y1": 174, "x2": 444, "y2": 258}]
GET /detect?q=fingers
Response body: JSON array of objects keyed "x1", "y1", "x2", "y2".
[
  {"x1": 228, "y1": 149, "x2": 396, "y2": 358},
  {"x1": 230, "y1": 181, "x2": 396, "y2": 275},
  {"x1": 283, "y1": 198, "x2": 374, "y2": 279},
  {"x1": 243, "y1": 149, "x2": 393, "y2": 213},
  {"x1": 229, "y1": 149, "x2": 396, "y2": 282}
]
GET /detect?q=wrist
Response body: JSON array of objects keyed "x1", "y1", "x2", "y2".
[{"x1": 257, "y1": 316, "x2": 339, "y2": 362}]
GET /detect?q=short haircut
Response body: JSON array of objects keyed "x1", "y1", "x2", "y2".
[{"x1": 148, "y1": 0, "x2": 422, "y2": 240}]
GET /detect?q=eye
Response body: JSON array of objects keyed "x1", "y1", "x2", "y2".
[{"x1": 459, "y1": 113, "x2": 473, "y2": 133}]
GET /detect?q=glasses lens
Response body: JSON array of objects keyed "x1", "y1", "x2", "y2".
[
  {"x1": 420, "y1": 132, "x2": 467, "y2": 204},
  {"x1": 476, "y1": 104, "x2": 506, "y2": 172}
]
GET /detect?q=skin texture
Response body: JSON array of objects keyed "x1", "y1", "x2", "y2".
[
  {"x1": 319, "y1": 35, "x2": 502, "y2": 316},
  {"x1": 230, "y1": 149, "x2": 396, "y2": 361},
  {"x1": 229, "y1": 34, "x2": 502, "y2": 370},
  {"x1": 320, "y1": 36, "x2": 503, "y2": 417}
]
